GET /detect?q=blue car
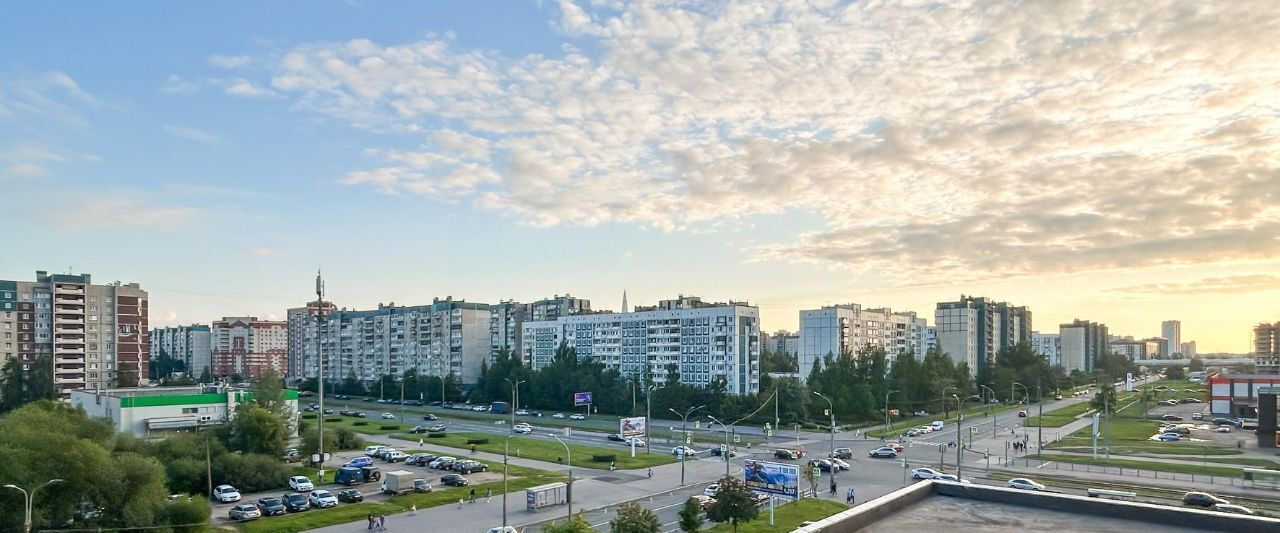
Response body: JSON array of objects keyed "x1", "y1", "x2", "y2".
[
  {"x1": 1158, "y1": 433, "x2": 1180, "y2": 442},
  {"x1": 344, "y1": 456, "x2": 374, "y2": 468}
]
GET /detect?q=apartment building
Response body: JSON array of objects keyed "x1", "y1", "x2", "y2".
[
  {"x1": 0, "y1": 270, "x2": 148, "y2": 395},
  {"x1": 1109, "y1": 338, "x2": 1161, "y2": 360},
  {"x1": 489, "y1": 300, "x2": 528, "y2": 362},
  {"x1": 934, "y1": 296, "x2": 1032, "y2": 376},
  {"x1": 286, "y1": 300, "x2": 336, "y2": 378},
  {"x1": 529, "y1": 294, "x2": 590, "y2": 322},
  {"x1": 150, "y1": 324, "x2": 212, "y2": 379},
  {"x1": 1060, "y1": 319, "x2": 1108, "y2": 373},
  {"x1": 762, "y1": 330, "x2": 799, "y2": 356},
  {"x1": 1162, "y1": 320, "x2": 1182, "y2": 356},
  {"x1": 797, "y1": 304, "x2": 929, "y2": 378},
  {"x1": 521, "y1": 295, "x2": 759, "y2": 395},
  {"x1": 1031, "y1": 332, "x2": 1061, "y2": 366},
  {"x1": 296, "y1": 297, "x2": 491, "y2": 386},
  {"x1": 1180, "y1": 341, "x2": 1197, "y2": 357},
  {"x1": 211, "y1": 317, "x2": 288, "y2": 378}
]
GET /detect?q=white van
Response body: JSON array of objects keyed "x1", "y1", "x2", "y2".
[{"x1": 930, "y1": 421, "x2": 944, "y2": 431}]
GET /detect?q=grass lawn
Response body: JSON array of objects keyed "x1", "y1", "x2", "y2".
[
  {"x1": 1025, "y1": 415, "x2": 1079, "y2": 428},
  {"x1": 1035, "y1": 452, "x2": 1243, "y2": 477},
  {"x1": 242, "y1": 457, "x2": 562, "y2": 533},
  {"x1": 1050, "y1": 444, "x2": 1240, "y2": 456},
  {"x1": 304, "y1": 415, "x2": 413, "y2": 435},
  {"x1": 868, "y1": 404, "x2": 1018, "y2": 438},
  {"x1": 392, "y1": 431, "x2": 676, "y2": 470},
  {"x1": 706, "y1": 498, "x2": 848, "y2": 532}
]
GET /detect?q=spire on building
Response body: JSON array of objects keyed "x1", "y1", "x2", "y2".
[{"x1": 622, "y1": 290, "x2": 629, "y2": 313}]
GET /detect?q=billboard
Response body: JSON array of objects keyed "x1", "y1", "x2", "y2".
[
  {"x1": 743, "y1": 460, "x2": 799, "y2": 499},
  {"x1": 620, "y1": 416, "x2": 646, "y2": 437},
  {"x1": 573, "y1": 392, "x2": 593, "y2": 406}
]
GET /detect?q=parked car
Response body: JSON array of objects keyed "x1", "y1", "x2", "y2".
[
  {"x1": 513, "y1": 423, "x2": 534, "y2": 434},
  {"x1": 906, "y1": 429, "x2": 922, "y2": 437},
  {"x1": 429, "y1": 456, "x2": 458, "y2": 469},
  {"x1": 405, "y1": 453, "x2": 436, "y2": 466},
  {"x1": 323, "y1": 409, "x2": 334, "y2": 415},
  {"x1": 1017, "y1": 410, "x2": 1028, "y2": 417},
  {"x1": 883, "y1": 442, "x2": 905, "y2": 452},
  {"x1": 212, "y1": 485, "x2": 241, "y2": 503},
  {"x1": 413, "y1": 479, "x2": 432, "y2": 493},
  {"x1": 229, "y1": 503, "x2": 261, "y2": 521},
  {"x1": 336, "y1": 489, "x2": 364, "y2": 503},
  {"x1": 1054, "y1": 394, "x2": 1063, "y2": 400},
  {"x1": 309, "y1": 490, "x2": 338, "y2": 508},
  {"x1": 441, "y1": 474, "x2": 469, "y2": 487},
  {"x1": 454, "y1": 460, "x2": 488, "y2": 474},
  {"x1": 1158, "y1": 433, "x2": 1181, "y2": 442},
  {"x1": 355, "y1": 412, "x2": 368, "y2": 418},
  {"x1": 255, "y1": 497, "x2": 286, "y2": 517},
  {"x1": 624, "y1": 437, "x2": 646, "y2": 447},
  {"x1": 365, "y1": 445, "x2": 387, "y2": 456},
  {"x1": 809, "y1": 459, "x2": 835, "y2": 472},
  {"x1": 911, "y1": 468, "x2": 944, "y2": 480},
  {"x1": 936, "y1": 474, "x2": 969, "y2": 483},
  {"x1": 1192, "y1": 413, "x2": 1203, "y2": 420},
  {"x1": 1161, "y1": 414, "x2": 1183, "y2": 421},
  {"x1": 703, "y1": 483, "x2": 720, "y2": 497},
  {"x1": 830, "y1": 448, "x2": 853, "y2": 459},
  {"x1": 673, "y1": 446, "x2": 697, "y2": 456},
  {"x1": 552, "y1": 413, "x2": 566, "y2": 419},
  {"x1": 1007, "y1": 478, "x2": 1045, "y2": 491},
  {"x1": 829, "y1": 458, "x2": 851, "y2": 471},
  {"x1": 868, "y1": 447, "x2": 898, "y2": 458},
  {"x1": 1212, "y1": 418, "x2": 1240, "y2": 428},
  {"x1": 429, "y1": 400, "x2": 442, "y2": 406},
  {"x1": 289, "y1": 476, "x2": 315, "y2": 492},
  {"x1": 281, "y1": 492, "x2": 309, "y2": 512},
  {"x1": 1214, "y1": 504, "x2": 1255, "y2": 515},
  {"x1": 345, "y1": 456, "x2": 374, "y2": 469},
  {"x1": 282, "y1": 449, "x2": 302, "y2": 463},
  {"x1": 1183, "y1": 492, "x2": 1229, "y2": 508},
  {"x1": 1217, "y1": 425, "x2": 1232, "y2": 433},
  {"x1": 385, "y1": 451, "x2": 408, "y2": 462},
  {"x1": 1162, "y1": 399, "x2": 1179, "y2": 406},
  {"x1": 570, "y1": 414, "x2": 587, "y2": 420},
  {"x1": 373, "y1": 448, "x2": 397, "y2": 460},
  {"x1": 774, "y1": 449, "x2": 801, "y2": 460}
]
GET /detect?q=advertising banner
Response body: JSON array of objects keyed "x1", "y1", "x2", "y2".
[
  {"x1": 573, "y1": 392, "x2": 593, "y2": 406},
  {"x1": 743, "y1": 460, "x2": 799, "y2": 499},
  {"x1": 620, "y1": 416, "x2": 646, "y2": 437}
]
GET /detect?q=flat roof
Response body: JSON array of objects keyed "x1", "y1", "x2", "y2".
[{"x1": 859, "y1": 495, "x2": 1204, "y2": 532}]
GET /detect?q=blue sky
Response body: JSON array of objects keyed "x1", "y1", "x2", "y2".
[{"x1": 2, "y1": 1, "x2": 1277, "y2": 352}]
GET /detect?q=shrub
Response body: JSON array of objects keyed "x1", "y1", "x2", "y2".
[
  {"x1": 353, "y1": 421, "x2": 369, "y2": 426},
  {"x1": 159, "y1": 498, "x2": 212, "y2": 533},
  {"x1": 380, "y1": 424, "x2": 399, "y2": 430},
  {"x1": 334, "y1": 428, "x2": 364, "y2": 450},
  {"x1": 325, "y1": 417, "x2": 342, "y2": 423},
  {"x1": 591, "y1": 454, "x2": 617, "y2": 463},
  {"x1": 466, "y1": 438, "x2": 489, "y2": 445},
  {"x1": 427, "y1": 432, "x2": 447, "y2": 439},
  {"x1": 301, "y1": 413, "x2": 317, "y2": 419},
  {"x1": 213, "y1": 453, "x2": 291, "y2": 493}
]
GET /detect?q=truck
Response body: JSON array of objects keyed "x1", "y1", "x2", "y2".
[
  {"x1": 381, "y1": 470, "x2": 418, "y2": 495},
  {"x1": 335, "y1": 466, "x2": 382, "y2": 486},
  {"x1": 490, "y1": 401, "x2": 511, "y2": 414}
]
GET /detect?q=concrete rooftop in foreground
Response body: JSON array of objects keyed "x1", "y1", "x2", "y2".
[{"x1": 858, "y1": 495, "x2": 1206, "y2": 533}]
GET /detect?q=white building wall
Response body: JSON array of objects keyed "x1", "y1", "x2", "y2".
[
  {"x1": 1060, "y1": 327, "x2": 1087, "y2": 373},
  {"x1": 1032, "y1": 332, "x2": 1061, "y2": 367},
  {"x1": 798, "y1": 304, "x2": 925, "y2": 379}
]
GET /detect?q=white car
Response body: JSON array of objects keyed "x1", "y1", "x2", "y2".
[
  {"x1": 1007, "y1": 478, "x2": 1045, "y2": 491},
  {"x1": 472, "y1": 406, "x2": 487, "y2": 412},
  {"x1": 917, "y1": 425, "x2": 933, "y2": 433},
  {"x1": 911, "y1": 468, "x2": 944, "y2": 480},
  {"x1": 381, "y1": 413, "x2": 395, "y2": 420},
  {"x1": 309, "y1": 489, "x2": 338, "y2": 508},
  {"x1": 385, "y1": 451, "x2": 408, "y2": 462},
  {"x1": 228, "y1": 503, "x2": 261, "y2": 521},
  {"x1": 1217, "y1": 425, "x2": 1232, "y2": 433},
  {"x1": 288, "y1": 476, "x2": 314, "y2": 492},
  {"x1": 514, "y1": 409, "x2": 530, "y2": 416},
  {"x1": 672, "y1": 446, "x2": 697, "y2": 456},
  {"x1": 487, "y1": 528, "x2": 519, "y2": 533},
  {"x1": 829, "y1": 458, "x2": 850, "y2": 470},
  {"x1": 624, "y1": 437, "x2": 646, "y2": 447},
  {"x1": 552, "y1": 413, "x2": 566, "y2": 419},
  {"x1": 212, "y1": 484, "x2": 241, "y2": 503},
  {"x1": 703, "y1": 483, "x2": 720, "y2": 497},
  {"x1": 365, "y1": 445, "x2": 388, "y2": 456},
  {"x1": 429, "y1": 456, "x2": 457, "y2": 469},
  {"x1": 513, "y1": 423, "x2": 534, "y2": 434},
  {"x1": 569, "y1": 414, "x2": 586, "y2": 420}
]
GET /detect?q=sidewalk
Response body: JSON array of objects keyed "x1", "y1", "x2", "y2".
[{"x1": 989, "y1": 461, "x2": 1280, "y2": 498}]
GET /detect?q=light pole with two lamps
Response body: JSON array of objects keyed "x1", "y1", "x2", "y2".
[
  {"x1": 504, "y1": 378, "x2": 526, "y2": 430},
  {"x1": 978, "y1": 384, "x2": 996, "y2": 437},
  {"x1": 548, "y1": 433, "x2": 573, "y2": 520},
  {"x1": 952, "y1": 394, "x2": 980, "y2": 480},
  {"x1": 669, "y1": 405, "x2": 705, "y2": 486},
  {"x1": 4, "y1": 479, "x2": 62, "y2": 533},
  {"x1": 706, "y1": 414, "x2": 734, "y2": 478}
]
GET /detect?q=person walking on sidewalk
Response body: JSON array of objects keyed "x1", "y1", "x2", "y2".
[
  {"x1": 647, "y1": 468, "x2": 653, "y2": 479},
  {"x1": 367, "y1": 513, "x2": 375, "y2": 530},
  {"x1": 486, "y1": 487, "x2": 493, "y2": 502},
  {"x1": 377, "y1": 515, "x2": 386, "y2": 531},
  {"x1": 469, "y1": 487, "x2": 476, "y2": 503}
]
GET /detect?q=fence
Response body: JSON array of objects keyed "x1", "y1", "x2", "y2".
[{"x1": 992, "y1": 456, "x2": 1280, "y2": 490}]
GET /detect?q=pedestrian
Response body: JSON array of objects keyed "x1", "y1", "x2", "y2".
[
  {"x1": 647, "y1": 468, "x2": 653, "y2": 479},
  {"x1": 846, "y1": 488, "x2": 853, "y2": 504},
  {"x1": 469, "y1": 487, "x2": 476, "y2": 503},
  {"x1": 850, "y1": 487, "x2": 856, "y2": 505},
  {"x1": 378, "y1": 515, "x2": 386, "y2": 531},
  {"x1": 610, "y1": 461, "x2": 616, "y2": 471},
  {"x1": 486, "y1": 487, "x2": 493, "y2": 502},
  {"x1": 367, "y1": 512, "x2": 375, "y2": 530},
  {"x1": 830, "y1": 478, "x2": 838, "y2": 496},
  {"x1": 457, "y1": 498, "x2": 464, "y2": 509},
  {"x1": 410, "y1": 504, "x2": 417, "y2": 516}
]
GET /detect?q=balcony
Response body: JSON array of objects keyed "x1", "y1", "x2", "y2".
[
  {"x1": 55, "y1": 327, "x2": 85, "y2": 334},
  {"x1": 54, "y1": 286, "x2": 85, "y2": 294},
  {"x1": 55, "y1": 356, "x2": 82, "y2": 364},
  {"x1": 54, "y1": 296, "x2": 85, "y2": 305}
]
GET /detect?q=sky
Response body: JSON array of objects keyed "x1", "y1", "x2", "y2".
[{"x1": 1, "y1": 0, "x2": 1277, "y2": 353}]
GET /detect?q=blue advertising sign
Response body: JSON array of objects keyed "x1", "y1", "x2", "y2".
[
  {"x1": 743, "y1": 460, "x2": 799, "y2": 499},
  {"x1": 573, "y1": 392, "x2": 593, "y2": 406}
]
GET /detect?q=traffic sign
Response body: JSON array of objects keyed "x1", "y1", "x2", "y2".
[
  {"x1": 720, "y1": 444, "x2": 728, "y2": 452},
  {"x1": 733, "y1": 435, "x2": 741, "y2": 443},
  {"x1": 812, "y1": 467, "x2": 821, "y2": 478}
]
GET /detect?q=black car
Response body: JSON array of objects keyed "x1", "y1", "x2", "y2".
[
  {"x1": 406, "y1": 454, "x2": 437, "y2": 466},
  {"x1": 830, "y1": 448, "x2": 853, "y2": 459},
  {"x1": 1183, "y1": 492, "x2": 1228, "y2": 508},
  {"x1": 336, "y1": 489, "x2": 364, "y2": 503},
  {"x1": 1161, "y1": 414, "x2": 1183, "y2": 421},
  {"x1": 355, "y1": 412, "x2": 368, "y2": 418},
  {"x1": 335, "y1": 394, "x2": 350, "y2": 400},
  {"x1": 256, "y1": 497, "x2": 286, "y2": 516},
  {"x1": 409, "y1": 426, "x2": 429, "y2": 434},
  {"x1": 281, "y1": 492, "x2": 309, "y2": 513},
  {"x1": 608, "y1": 434, "x2": 626, "y2": 442},
  {"x1": 453, "y1": 460, "x2": 488, "y2": 474},
  {"x1": 423, "y1": 414, "x2": 438, "y2": 421},
  {"x1": 364, "y1": 397, "x2": 376, "y2": 402},
  {"x1": 429, "y1": 401, "x2": 443, "y2": 406},
  {"x1": 441, "y1": 474, "x2": 469, "y2": 487}
]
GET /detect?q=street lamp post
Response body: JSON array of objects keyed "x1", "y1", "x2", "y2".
[
  {"x1": 885, "y1": 389, "x2": 900, "y2": 432},
  {"x1": 645, "y1": 384, "x2": 655, "y2": 454},
  {"x1": 669, "y1": 405, "x2": 705, "y2": 486},
  {"x1": 1036, "y1": 378, "x2": 1043, "y2": 454},
  {"x1": 4, "y1": 479, "x2": 62, "y2": 533},
  {"x1": 1012, "y1": 382, "x2": 1029, "y2": 408},
  {"x1": 978, "y1": 385, "x2": 996, "y2": 437},
  {"x1": 399, "y1": 376, "x2": 405, "y2": 423},
  {"x1": 813, "y1": 391, "x2": 835, "y2": 457},
  {"x1": 707, "y1": 415, "x2": 733, "y2": 478},
  {"x1": 548, "y1": 433, "x2": 573, "y2": 520},
  {"x1": 942, "y1": 386, "x2": 956, "y2": 419},
  {"x1": 504, "y1": 378, "x2": 526, "y2": 430},
  {"x1": 502, "y1": 435, "x2": 512, "y2": 529},
  {"x1": 953, "y1": 394, "x2": 980, "y2": 480}
]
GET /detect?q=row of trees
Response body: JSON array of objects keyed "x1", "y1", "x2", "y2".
[{"x1": 545, "y1": 475, "x2": 759, "y2": 533}]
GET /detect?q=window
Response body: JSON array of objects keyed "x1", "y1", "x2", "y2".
[{"x1": 182, "y1": 407, "x2": 198, "y2": 414}]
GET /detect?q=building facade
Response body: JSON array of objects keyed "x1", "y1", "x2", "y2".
[
  {"x1": 296, "y1": 298, "x2": 491, "y2": 386},
  {"x1": 0, "y1": 270, "x2": 149, "y2": 395},
  {"x1": 212, "y1": 317, "x2": 288, "y2": 378},
  {"x1": 1255, "y1": 322, "x2": 1279, "y2": 357},
  {"x1": 1109, "y1": 338, "x2": 1161, "y2": 360},
  {"x1": 489, "y1": 300, "x2": 528, "y2": 362},
  {"x1": 522, "y1": 295, "x2": 760, "y2": 395},
  {"x1": 529, "y1": 294, "x2": 590, "y2": 322},
  {"x1": 1059, "y1": 319, "x2": 1108, "y2": 373},
  {"x1": 150, "y1": 324, "x2": 211, "y2": 379},
  {"x1": 763, "y1": 330, "x2": 799, "y2": 357},
  {"x1": 1162, "y1": 320, "x2": 1182, "y2": 356},
  {"x1": 934, "y1": 296, "x2": 1031, "y2": 376},
  {"x1": 70, "y1": 385, "x2": 299, "y2": 438},
  {"x1": 798, "y1": 304, "x2": 928, "y2": 379},
  {"x1": 1180, "y1": 341, "x2": 1197, "y2": 357},
  {"x1": 1031, "y1": 332, "x2": 1061, "y2": 367},
  {"x1": 286, "y1": 300, "x2": 336, "y2": 378}
]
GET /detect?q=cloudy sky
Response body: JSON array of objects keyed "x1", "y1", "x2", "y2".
[{"x1": 2, "y1": 0, "x2": 1277, "y2": 353}]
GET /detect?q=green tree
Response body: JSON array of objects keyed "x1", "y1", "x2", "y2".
[
  {"x1": 610, "y1": 501, "x2": 661, "y2": 533},
  {"x1": 228, "y1": 405, "x2": 287, "y2": 455},
  {"x1": 338, "y1": 370, "x2": 367, "y2": 396},
  {"x1": 159, "y1": 498, "x2": 212, "y2": 532},
  {"x1": 0, "y1": 356, "x2": 26, "y2": 413},
  {"x1": 1090, "y1": 384, "x2": 1118, "y2": 415},
  {"x1": 705, "y1": 477, "x2": 758, "y2": 533},
  {"x1": 678, "y1": 497, "x2": 703, "y2": 533},
  {"x1": 544, "y1": 514, "x2": 596, "y2": 533},
  {"x1": 1166, "y1": 366, "x2": 1186, "y2": 380},
  {"x1": 27, "y1": 355, "x2": 57, "y2": 402},
  {"x1": 250, "y1": 369, "x2": 289, "y2": 418},
  {"x1": 1189, "y1": 357, "x2": 1205, "y2": 372}
]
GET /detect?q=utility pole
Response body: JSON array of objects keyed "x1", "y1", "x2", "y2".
[
  {"x1": 954, "y1": 394, "x2": 979, "y2": 480},
  {"x1": 670, "y1": 405, "x2": 705, "y2": 486},
  {"x1": 505, "y1": 378, "x2": 525, "y2": 430},
  {"x1": 315, "y1": 270, "x2": 327, "y2": 480},
  {"x1": 814, "y1": 391, "x2": 835, "y2": 457},
  {"x1": 885, "y1": 389, "x2": 899, "y2": 432},
  {"x1": 646, "y1": 384, "x2": 654, "y2": 454},
  {"x1": 979, "y1": 385, "x2": 996, "y2": 438},
  {"x1": 549, "y1": 434, "x2": 572, "y2": 520},
  {"x1": 502, "y1": 437, "x2": 510, "y2": 529},
  {"x1": 1036, "y1": 378, "x2": 1043, "y2": 454}
]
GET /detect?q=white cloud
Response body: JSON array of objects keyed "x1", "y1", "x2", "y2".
[
  {"x1": 240, "y1": 246, "x2": 280, "y2": 257},
  {"x1": 161, "y1": 74, "x2": 201, "y2": 94},
  {"x1": 209, "y1": 54, "x2": 253, "y2": 68},
  {"x1": 0, "y1": 70, "x2": 104, "y2": 128},
  {"x1": 48, "y1": 193, "x2": 199, "y2": 231},
  {"x1": 225, "y1": 78, "x2": 274, "y2": 98},
  {"x1": 247, "y1": 0, "x2": 1280, "y2": 285},
  {"x1": 163, "y1": 125, "x2": 221, "y2": 143}
]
